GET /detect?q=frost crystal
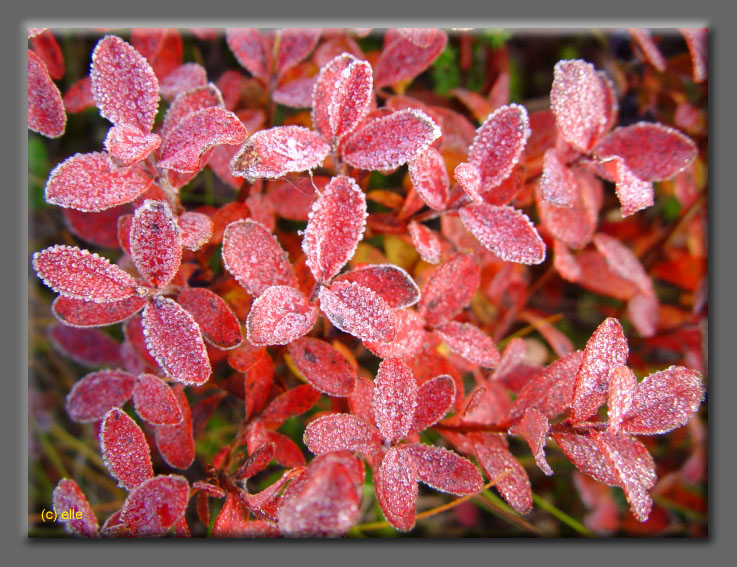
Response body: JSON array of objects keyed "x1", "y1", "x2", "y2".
[
  {"x1": 408, "y1": 221, "x2": 443, "y2": 264},
  {"x1": 52, "y1": 479, "x2": 99, "y2": 537},
  {"x1": 318, "y1": 281, "x2": 397, "y2": 343},
  {"x1": 104, "y1": 124, "x2": 161, "y2": 166},
  {"x1": 177, "y1": 212, "x2": 214, "y2": 251},
  {"x1": 334, "y1": 264, "x2": 419, "y2": 309},
  {"x1": 133, "y1": 373, "x2": 183, "y2": 426},
  {"x1": 246, "y1": 285, "x2": 317, "y2": 346},
  {"x1": 375, "y1": 446, "x2": 418, "y2": 531},
  {"x1": 154, "y1": 385, "x2": 195, "y2": 469},
  {"x1": 408, "y1": 147, "x2": 450, "y2": 210},
  {"x1": 374, "y1": 358, "x2": 417, "y2": 443},
  {"x1": 374, "y1": 28, "x2": 447, "y2": 88},
  {"x1": 120, "y1": 475, "x2": 189, "y2": 537},
  {"x1": 304, "y1": 413, "x2": 382, "y2": 457},
  {"x1": 288, "y1": 337, "x2": 356, "y2": 397},
  {"x1": 66, "y1": 369, "x2": 136, "y2": 423},
  {"x1": 159, "y1": 63, "x2": 208, "y2": 101},
  {"x1": 129, "y1": 200, "x2": 182, "y2": 288},
  {"x1": 28, "y1": 50, "x2": 66, "y2": 138},
  {"x1": 417, "y1": 254, "x2": 480, "y2": 327},
  {"x1": 411, "y1": 375, "x2": 456, "y2": 433},
  {"x1": 177, "y1": 287, "x2": 243, "y2": 349},
  {"x1": 100, "y1": 408, "x2": 154, "y2": 490}
]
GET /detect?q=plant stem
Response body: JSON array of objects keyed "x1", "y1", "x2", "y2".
[
  {"x1": 475, "y1": 490, "x2": 549, "y2": 537},
  {"x1": 531, "y1": 493, "x2": 595, "y2": 537}
]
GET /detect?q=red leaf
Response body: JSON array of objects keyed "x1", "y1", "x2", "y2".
[
  {"x1": 154, "y1": 385, "x2": 195, "y2": 469},
  {"x1": 45, "y1": 152, "x2": 152, "y2": 212},
  {"x1": 551, "y1": 431, "x2": 620, "y2": 486},
  {"x1": 408, "y1": 221, "x2": 444, "y2": 264},
  {"x1": 417, "y1": 253, "x2": 480, "y2": 328},
  {"x1": 177, "y1": 211, "x2": 213, "y2": 251},
  {"x1": 607, "y1": 366, "x2": 638, "y2": 435},
  {"x1": 571, "y1": 318, "x2": 629, "y2": 423},
  {"x1": 129, "y1": 200, "x2": 182, "y2": 288},
  {"x1": 302, "y1": 175, "x2": 367, "y2": 282},
  {"x1": 274, "y1": 28, "x2": 321, "y2": 77},
  {"x1": 158, "y1": 107, "x2": 247, "y2": 173},
  {"x1": 33, "y1": 244, "x2": 139, "y2": 302},
  {"x1": 30, "y1": 29, "x2": 65, "y2": 79},
  {"x1": 177, "y1": 287, "x2": 243, "y2": 349},
  {"x1": 318, "y1": 281, "x2": 397, "y2": 343},
  {"x1": 408, "y1": 146, "x2": 450, "y2": 210},
  {"x1": 627, "y1": 291, "x2": 659, "y2": 338},
  {"x1": 574, "y1": 249, "x2": 638, "y2": 300},
  {"x1": 91, "y1": 35, "x2": 159, "y2": 132},
  {"x1": 48, "y1": 324, "x2": 121, "y2": 367},
  {"x1": 52, "y1": 479, "x2": 99, "y2": 537},
  {"x1": 375, "y1": 446, "x2": 418, "y2": 531},
  {"x1": 160, "y1": 84, "x2": 225, "y2": 142},
  {"x1": 510, "y1": 408, "x2": 553, "y2": 476},
  {"x1": 454, "y1": 161, "x2": 483, "y2": 202},
  {"x1": 397, "y1": 28, "x2": 443, "y2": 48},
  {"x1": 266, "y1": 176, "x2": 324, "y2": 221},
  {"x1": 459, "y1": 203, "x2": 545, "y2": 265},
  {"x1": 598, "y1": 154, "x2": 654, "y2": 217},
  {"x1": 100, "y1": 408, "x2": 153, "y2": 490},
  {"x1": 349, "y1": 375, "x2": 376, "y2": 426},
  {"x1": 550, "y1": 59, "x2": 608, "y2": 153},
  {"x1": 245, "y1": 349, "x2": 275, "y2": 420},
  {"x1": 334, "y1": 264, "x2": 419, "y2": 309},
  {"x1": 104, "y1": 124, "x2": 161, "y2": 167},
  {"x1": 159, "y1": 63, "x2": 207, "y2": 101},
  {"x1": 288, "y1": 337, "x2": 356, "y2": 397},
  {"x1": 619, "y1": 366, "x2": 704, "y2": 435},
  {"x1": 680, "y1": 28, "x2": 708, "y2": 83},
  {"x1": 540, "y1": 148, "x2": 579, "y2": 207},
  {"x1": 374, "y1": 28, "x2": 447, "y2": 88},
  {"x1": 226, "y1": 28, "x2": 269, "y2": 80},
  {"x1": 592, "y1": 233, "x2": 653, "y2": 296},
  {"x1": 133, "y1": 373, "x2": 183, "y2": 426},
  {"x1": 272, "y1": 77, "x2": 316, "y2": 108},
  {"x1": 141, "y1": 296, "x2": 212, "y2": 385},
  {"x1": 246, "y1": 285, "x2": 317, "y2": 346},
  {"x1": 66, "y1": 369, "x2": 136, "y2": 423},
  {"x1": 341, "y1": 109, "x2": 441, "y2": 171},
  {"x1": 120, "y1": 475, "x2": 189, "y2": 537},
  {"x1": 535, "y1": 175, "x2": 597, "y2": 250},
  {"x1": 28, "y1": 50, "x2": 66, "y2": 138},
  {"x1": 216, "y1": 70, "x2": 243, "y2": 110},
  {"x1": 212, "y1": 492, "x2": 251, "y2": 537},
  {"x1": 131, "y1": 28, "x2": 183, "y2": 81},
  {"x1": 63, "y1": 76, "x2": 95, "y2": 113},
  {"x1": 435, "y1": 321, "x2": 500, "y2": 368},
  {"x1": 264, "y1": 430, "x2": 306, "y2": 468},
  {"x1": 235, "y1": 443, "x2": 275, "y2": 480},
  {"x1": 404, "y1": 443, "x2": 483, "y2": 495},
  {"x1": 364, "y1": 309, "x2": 426, "y2": 360},
  {"x1": 411, "y1": 375, "x2": 456, "y2": 433},
  {"x1": 258, "y1": 384, "x2": 321, "y2": 429},
  {"x1": 629, "y1": 29, "x2": 666, "y2": 72},
  {"x1": 304, "y1": 413, "x2": 383, "y2": 457},
  {"x1": 472, "y1": 434, "x2": 532, "y2": 514},
  {"x1": 374, "y1": 358, "x2": 417, "y2": 444},
  {"x1": 230, "y1": 125, "x2": 330, "y2": 179}
]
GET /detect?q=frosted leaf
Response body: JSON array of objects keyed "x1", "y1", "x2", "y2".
[
  {"x1": 159, "y1": 63, "x2": 207, "y2": 101},
  {"x1": 266, "y1": 176, "x2": 324, "y2": 221},
  {"x1": 246, "y1": 285, "x2": 317, "y2": 346},
  {"x1": 302, "y1": 175, "x2": 367, "y2": 283},
  {"x1": 510, "y1": 408, "x2": 553, "y2": 476},
  {"x1": 408, "y1": 146, "x2": 449, "y2": 210},
  {"x1": 374, "y1": 358, "x2": 417, "y2": 443},
  {"x1": 454, "y1": 162, "x2": 483, "y2": 202},
  {"x1": 506, "y1": 350, "x2": 584, "y2": 421},
  {"x1": 288, "y1": 337, "x2": 356, "y2": 397},
  {"x1": 408, "y1": 221, "x2": 443, "y2": 264},
  {"x1": 48, "y1": 324, "x2": 121, "y2": 367},
  {"x1": 571, "y1": 318, "x2": 629, "y2": 423},
  {"x1": 104, "y1": 124, "x2": 161, "y2": 166},
  {"x1": 334, "y1": 264, "x2": 419, "y2": 309},
  {"x1": 158, "y1": 107, "x2": 247, "y2": 173},
  {"x1": 274, "y1": 28, "x2": 321, "y2": 77},
  {"x1": 243, "y1": 349, "x2": 275, "y2": 420},
  {"x1": 536, "y1": 180, "x2": 595, "y2": 251},
  {"x1": 627, "y1": 291, "x2": 659, "y2": 338},
  {"x1": 435, "y1": 321, "x2": 500, "y2": 368},
  {"x1": 129, "y1": 200, "x2": 182, "y2": 288},
  {"x1": 154, "y1": 384, "x2": 195, "y2": 469},
  {"x1": 472, "y1": 434, "x2": 532, "y2": 514},
  {"x1": 619, "y1": 366, "x2": 704, "y2": 435},
  {"x1": 272, "y1": 77, "x2": 316, "y2": 108},
  {"x1": 230, "y1": 125, "x2": 330, "y2": 179},
  {"x1": 629, "y1": 29, "x2": 666, "y2": 72},
  {"x1": 263, "y1": 430, "x2": 306, "y2": 468},
  {"x1": 66, "y1": 369, "x2": 136, "y2": 423},
  {"x1": 30, "y1": 29, "x2": 65, "y2": 80},
  {"x1": 28, "y1": 50, "x2": 66, "y2": 138},
  {"x1": 123, "y1": 313, "x2": 161, "y2": 370},
  {"x1": 599, "y1": 155, "x2": 654, "y2": 217},
  {"x1": 551, "y1": 432, "x2": 620, "y2": 486},
  {"x1": 177, "y1": 287, "x2": 243, "y2": 349},
  {"x1": 235, "y1": 443, "x2": 275, "y2": 480},
  {"x1": 133, "y1": 373, "x2": 183, "y2": 426},
  {"x1": 100, "y1": 408, "x2": 153, "y2": 490},
  {"x1": 680, "y1": 28, "x2": 708, "y2": 83},
  {"x1": 550, "y1": 59, "x2": 608, "y2": 153},
  {"x1": 552, "y1": 240, "x2": 582, "y2": 282},
  {"x1": 63, "y1": 76, "x2": 95, "y2": 113},
  {"x1": 225, "y1": 28, "x2": 269, "y2": 79},
  {"x1": 160, "y1": 83, "x2": 225, "y2": 142},
  {"x1": 141, "y1": 296, "x2": 212, "y2": 385},
  {"x1": 411, "y1": 375, "x2": 455, "y2": 433},
  {"x1": 313, "y1": 54, "x2": 355, "y2": 138},
  {"x1": 348, "y1": 375, "x2": 376, "y2": 426},
  {"x1": 374, "y1": 28, "x2": 447, "y2": 88},
  {"x1": 28, "y1": 27, "x2": 46, "y2": 38},
  {"x1": 397, "y1": 28, "x2": 439, "y2": 48},
  {"x1": 258, "y1": 384, "x2": 321, "y2": 429},
  {"x1": 467, "y1": 104, "x2": 531, "y2": 193},
  {"x1": 364, "y1": 309, "x2": 426, "y2": 360},
  {"x1": 90, "y1": 35, "x2": 159, "y2": 132},
  {"x1": 460, "y1": 204, "x2": 546, "y2": 265},
  {"x1": 222, "y1": 219, "x2": 298, "y2": 297},
  {"x1": 341, "y1": 109, "x2": 441, "y2": 171},
  {"x1": 130, "y1": 28, "x2": 183, "y2": 81},
  {"x1": 540, "y1": 148, "x2": 579, "y2": 207},
  {"x1": 303, "y1": 413, "x2": 382, "y2": 457},
  {"x1": 33, "y1": 244, "x2": 139, "y2": 302},
  {"x1": 593, "y1": 233, "x2": 654, "y2": 296},
  {"x1": 212, "y1": 492, "x2": 251, "y2": 537},
  {"x1": 491, "y1": 337, "x2": 528, "y2": 382},
  {"x1": 575, "y1": 249, "x2": 638, "y2": 300},
  {"x1": 375, "y1": 445, "x2": 418, "y2": 531},
  {"x1": 607, "y1": 366, "x2": 638, "y2": 435},
  {"x1": 404, "y1": 443, "x2": 483, "y2": 495},
  {"x1": 177, "y1": 211, "x2": 213, "y2": 251},
  {"x1": 245, "y1": 192, "x2": 276, "y2": 232},
  {"x1": 45, "y1": 152, "x2": 152, "y2": 212},
  {"x1": 52, "y1": 479, "x2": 99, "y2": 537},
  {"x1": 417, "y1": 253, "x2": 480, "y2": 328},
  {"x1": 215, "y1": 70, "x2": 243, "y2": 110},
  {"x1": 598, "y1": 72, "x2": 619, "y2": 134},
  {"x1": 314, "y1": 34, "x2": 365, "y2": 67},
  {"x1": 318, "y1": 281, "x2": 397, "y2": 343},
  {"x1": 120, "y1": 475, "x2": 189, "y2": 537}
]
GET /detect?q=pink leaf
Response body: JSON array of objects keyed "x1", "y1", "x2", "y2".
[
  {"x1": 258, "y1": 384, "x2": 321, "y2": 429},
  {"x1": 629, "y1": 29, "x2": 666, "y2": 72},
  {"x1": 302, "y1": 175, "x2": 367, "y2": 282},
  {"x1": 129, "y1": 200, "x2": 182, "y2": 288},
  {"x1": 130, "y1": 28, "x2": 183, "y2": 81},
  {"x1": 459, "y1": 204, "x2": 546, "y2": 265},
  {"x1": 30, "y1": 29, "x2": 65, "y2": 79},
  {"x1": 434, "y1": 321, "x2": 500, "y2": 368},
  {"x1": 63, "y1": 76, "x2": 95, "y2": 113},
  {"x1": 411, "y1": 375, "x2": 456, "y2": 433},
  {"x1": 160, "y1": 83, "x2": 225, "y2": 142},
  {"x1": 33, "y1": 244, "x2": 139, "y2": 302},
  {"x1": 408, "y1": 221, "x2": 444, "y2": 264},
  {"x1": 141, "y1": 296, "x2": 212, "y2": 385},
  {"x1": 119, "y1": 475, "x2": 189, "y2": 537},
  {"x1": 288, "y1": 337, "x2": 356, "y2": 397},
  {"x1": 274, "y1": 28, "x2": 321, "y2": 77},
  {"x1": 222, "y1": 219, "x2": 298, "y2": 297},
  {"x1": 91, "y1": 35, "x2": 159, "y2": 132},
  {"x1": 48, "y1": 324, "x2": 121, "y2": 367},
  {"x1": 266, "y1": 176, "x2": 323, "y2": 221},
  {"x1": 571, "y1": 318, "x2": 629, "y2": 423},
  {"x1": 341, "y1": 109, "x2": 441, "y2": 171},
  {"x1": 374, "y1": 28, "x2": 447, "y2": 88},
  {"x1": 176, "y1": 287, "x2": 243, "y2": 349},
  {"x1": 52, "y1": 479, "x2": 99, "y2": 537},
  {"x1": 246, "y1": 285, "x2": 317, "y2": 346},
  {"x1": 680, "y1": 28, "x2": 708, "y2": 83},
  {"x1": 417, "y1": 253, "x2": 480, "y2": 328},
  {"x1": 552, "y1": 239, "x2": 582, "y2": 281},
  {"x1": 535, "y1": 176, "x2": 597, "y2": 250},
  {"x1": 230, "y1": 125, "x2": 330, "y2": 179},
  {"x1": 599, "y1": 154, "x2": 655, "y2": 217},
  {"x1": 154, "y1": 385, "x2": 195, "y2": 469},
  {"x1": 159, "y1": 63, "x2": 208, "y2": 101},
  {"x1": 177, "y1": 211, "x2": 213, "y2": 251},
  {"x1": 52, "y1": 295, "x2": 146, "y2": 328},
  {"x1": 593, "y1": 233, "x2": 654, "y2": 296},
  {"x1": 510, "y1": 408, "x2": 553, "y2": 476},
  {"x1": 158, "y1": 107, "x2": 247, "y2": 173},
  {"x1": 28, "y1": 50, "x2": 66, "y2": 138},
  {"x1": 374, "y1": 358, "x2": 417, "y2": 443},
  {"x1": 333, "y1": 264, "x2": 419, "y2": 309},
  {"x1": 607, "y1": 366, "x2": 638, "y2": 435},
  {"x1": 226, "y1": 28, "x2": 269, "y2": 80},
  {"x1": 540, "y1": 148, "x2": 579, "y2": 207},
  {"x1": 627, "y1": 291, "x2": 660, "y2": 338},
  {"x1": 454, "y1": 162, "x2": 483, "y2": 202},
  {"x1": 364, "y1": 309, "x2": 426, "y2": 360},
  {"x1": 375, "y1": 445, "x2": 418, "y2": 531},
  {"x1": 304, "y1": 413, "x2": 382, "y2": 457},
  {"x1": 45, "y1": 152, "x2": 152, "y2": 212},
  {"x1": 66, "y1": 369, "x2": 136, "y2": 423},
  {"x1": 272, "y1": 77, "x2": 316, "y2": 108},
  {"x1": 472, "y1": 434, "x2": 532, "y2": 514},
  {"x1": 550, "y1": 59, "x2": 608, "y2": 153},
  {"x1": 100, "y1": 408, "x2": 153, "y2": 490},
  {"x1": 404, "y1": 443, "x2": 483, "y2": 495},
  {"x1": 349, "y1": 375, "x2": 376, "y2": 426},
  {"x1": 104, "y1": 124, "x2": 161, "y2": 166},
  {"x1": 216, "y1": 70, "x2": 243, "y2": 110},
  {"x1": 408, "y1": 146, "x2": 450, "y2": 210},
  {"x1": 133, "y1": 373, "x2": 183, "y2": 426},
  {"x1": 318, "y1": 281, "x2": 397, "y2": 343},
  {"x1": 552, "y1": 432, "x2": 620, "y2": 486}
]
